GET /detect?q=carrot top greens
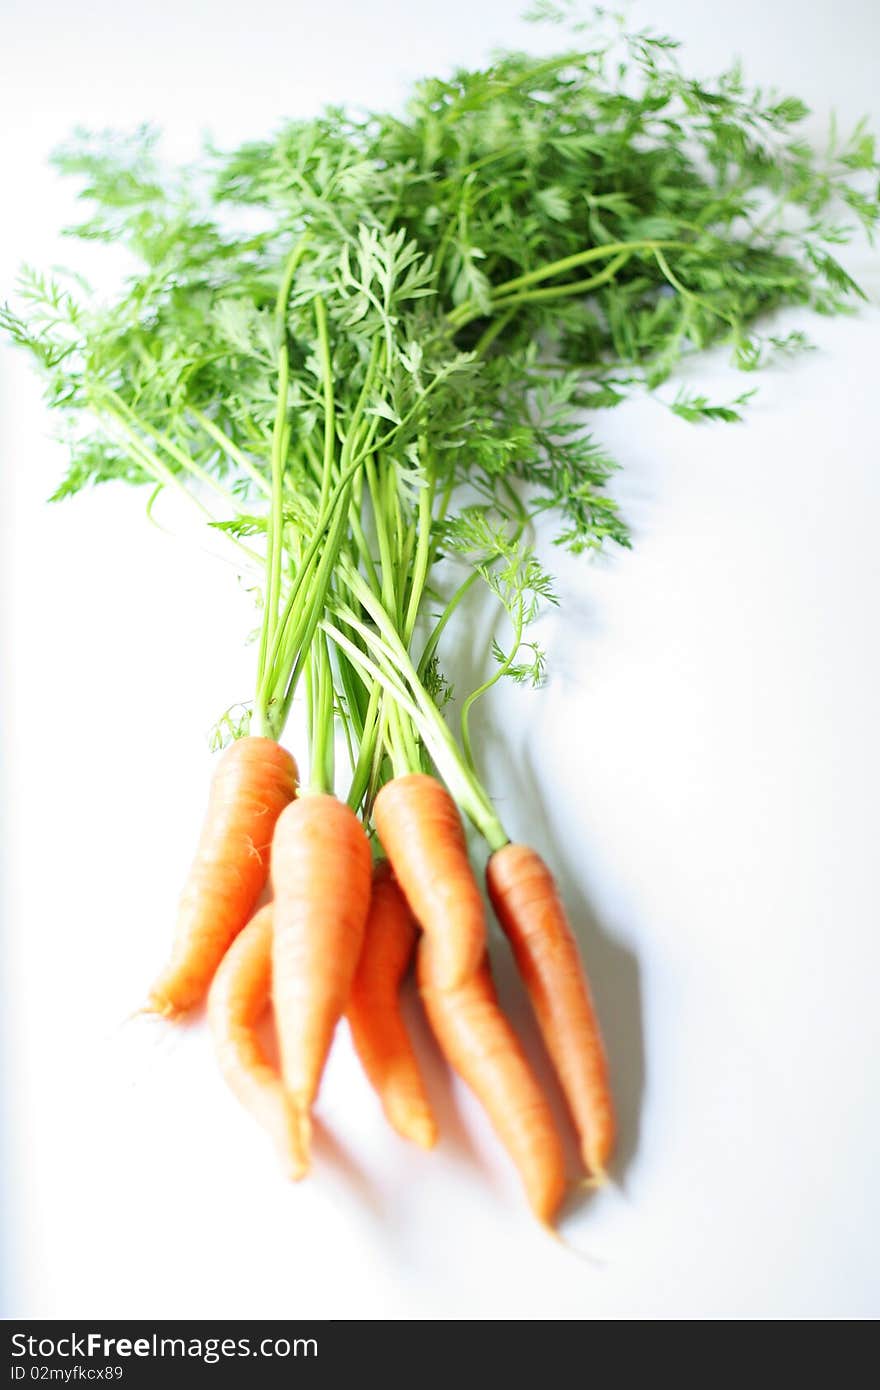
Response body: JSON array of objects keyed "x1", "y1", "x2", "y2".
[{"x1": 3, "y1": 9, "x2": 878, "y2": 834}]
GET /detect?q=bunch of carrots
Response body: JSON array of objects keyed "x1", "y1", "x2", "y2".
[
  {"x1": 148, "y1": 735, "x2": 613, "y2": 1225},
  {"x1": 5, "y1": 13, "x2": 877, "y2": 1226}
]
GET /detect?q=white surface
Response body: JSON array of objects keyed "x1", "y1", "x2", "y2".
[{"x1": 2, "y1": 0, "x2": 879, "y2": 1321}]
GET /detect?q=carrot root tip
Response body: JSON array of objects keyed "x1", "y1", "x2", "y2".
[
  {"x1": 405, "y1": 1114, "x2": 438, "y2": 1150},
  {"x1": 385, "y1": 1097, "x2": 437, "y2": 1150},
  {"x1": 295, "y1": 1107, "x2": 313, "y2": 1162},
  {"x1": 579, "y1": 1166, "x2": 610, "y2": 1191},
  {"x1": 123, "y1": 1002, "x2": 169, "y2": 1026},
  {"x1": 142, "y1": 992, "x2": 182, "y2": 1021}
]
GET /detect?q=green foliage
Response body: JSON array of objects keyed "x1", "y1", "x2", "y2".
[
  {"x1": 209, "y1": 702, "x2": 254, "y2": 750},
  {"x1": 2, "y1": 10, "x2": 877, "y2": 723},
  {"x1": 670, "y1": 387, "x2": 757, "y2": 424}
]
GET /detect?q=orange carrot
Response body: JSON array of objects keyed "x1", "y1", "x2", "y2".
[
  {"x1": 347, "y1": 860, "x2": 437, "y2": 1149},
  {"x1": 148, "y1": 737, "x2": 298, "y2": 1015},
  {"x1": 271, "y1": 793, "x2": 372, "y2": 1138},
  {"x1": 417, "y1": 942, "x2": 567, "y2": 1223},
  {"x1": 373, "y1": 773, "x2": 484, "y2": 991},
  {"x1": 207, "y1": 904, "x2": 307, "y2": 1179},
  {"x1": 487, "y1": 843, "x2": 615, "y2": 1180}
]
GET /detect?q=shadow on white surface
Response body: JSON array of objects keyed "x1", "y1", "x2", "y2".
[{"x1": 310, "y1": 1117, "x2": 386, "y2": 1221}]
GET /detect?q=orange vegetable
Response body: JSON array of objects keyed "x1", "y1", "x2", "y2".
[
  {"x1": 347, "y1": 860, "x2": 437, "y2": 1149},
  {"x1": 148, "y1": 737, "x2": 298, "y2": 1015},
  {"x1": 373, "y1": 773, "x2": 484, "y2": 991},
  {"x1": 487, "y1": 843, "x2": 615, "y2": 1179},
  {"x1": 271, "y1": 793, "x2": 372, "y2": 1144},
  {"x1": 417, "y1": 942, "x2": 567, "y2": 1224},
  {"x1": 207, "y1": 904, "x2": 307, "y2": 1179}
]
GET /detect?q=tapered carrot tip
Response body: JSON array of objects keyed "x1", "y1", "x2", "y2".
[
  {"x1": 540, "y1": 1217, "x2": 564, "y2": 1241},
  {"x1": 411, "y1": 1115, "x2": 438, "y2": 1150},
  {"x1": 393, "y1": 1106, "x2": 438, "y2": 1151},
  {"x1": 126, "y1": 998, "x2": 177, "y2": 1023},
  {"x1": 283, "y1": 1151, "x2": 309, "y2": 1183},
  {"x1": 279, "y1": 1133, "x2": 309, "y2": 1183},
  {"x1": 294, "y1": 1106, "x2": 313, "y2": 1171},
  {"x1": 533, "y1": 1185, "x2": 567, "y2": 1226},
  {"x1": 275, "y1": 1104, "x2": 310, "y2": 1182},
  {"x1": 143, "y1": 991, "x2": 181, "y2": 1019}
]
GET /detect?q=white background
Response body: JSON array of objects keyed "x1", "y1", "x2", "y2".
[{"x1": 2, "y1": 0, "x2": 879, "y2": 1321}]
